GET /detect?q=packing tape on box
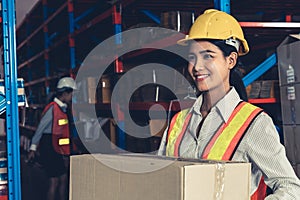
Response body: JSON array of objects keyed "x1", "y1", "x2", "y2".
[{"x1": 214, "y1": 163, "x2": 226, "y2": 200}]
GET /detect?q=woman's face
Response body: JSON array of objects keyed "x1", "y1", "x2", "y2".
[
  {"x1": 63, "y1": 92, "x2": 73, "y2": 104},
  {"x1": 187, "y1": 40, "x2": 236, "y2": 95}
]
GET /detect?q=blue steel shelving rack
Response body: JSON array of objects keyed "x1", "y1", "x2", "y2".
[
  {"x1": 215, "y1": 0, "x2": 278, "y2": 87},
  {"x1": 42, "y1": 0, "x2": 50, "y2": 95},
  {"x1": 1, "y1": 0, "x2": 296, "y2": 198},
  {"x1": 141, "y1": 0, "x2": 278, "y2": 88},
  {"x1": 2, "y1": 0, "x2": 22, "y2": 200}
]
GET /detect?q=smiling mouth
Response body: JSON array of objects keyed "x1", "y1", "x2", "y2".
[{"x1": 195, "y1": 74, "x2": 209, "y2": 81}]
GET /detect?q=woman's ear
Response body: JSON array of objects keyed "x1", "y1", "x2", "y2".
[{"x1": 228, "y1": 52, "x2": 238, "y2": 70}]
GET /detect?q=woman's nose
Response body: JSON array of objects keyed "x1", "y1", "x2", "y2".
[{"x1": 193, "y1": 60, "x2": 204, "y2": 72}]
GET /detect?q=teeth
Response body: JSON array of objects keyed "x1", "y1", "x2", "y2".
[{"x1": 196, "y1": 74, "x2": 208, "y2": 79}]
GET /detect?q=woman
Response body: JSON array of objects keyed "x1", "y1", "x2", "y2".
[
  {"x1": 158, "y1": 9, "x2": 300, "y2": 199},
  {"x1": 28, "y1": 77, "x2": 77, "y2": 200}
]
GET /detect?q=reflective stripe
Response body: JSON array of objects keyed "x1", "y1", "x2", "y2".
[
  {"x1": 166, "y1": 109, "x2": 190, "y2": 157},
  {"x1": 174, "y1": 114, "x2": 192, "y2": 157},
  {"x1": 166, "y1": 101, "x2": 266, "y2": 199},
  {"x1": 59, "y1": 138, "x2": 70, "y2": 145},
  {"x1": 204, "y1": 102, "x2": 262, "y2": 160},
  {"x1": 58, "y1": 118, "x2": 68, "y2": 126}
]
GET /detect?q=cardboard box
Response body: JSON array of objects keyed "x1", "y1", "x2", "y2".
[
  {"x1": 149, "y1": 119, "x2": 167, "y2": 137},
  {"x1": 0, "y1": 119, "x2": 5, "y2": 137},
  {"x1": 259, "y1": 80, "x2": 279, "y2": 98},
  {"x1": 100, "y1": 75, "x2": 111, "y2": 103},
  {"x1": 160, "y1": 11, "x2": 194, "y2": 34},
  {"x1": 277, "y1": 34, "x2": 300, "y2": 86},
  {"x1": 292, "y1": 164, "x2": 300, "y2": 179},
  {"x1": 280, "y1": 84, "x2": 300, "y2": 124},
  {"x1": 246, "y1": 80, "x2": 279, "y2": 99},
  {"x1": 0, "y1": 78, "x2": 26, "y2": 115},
  {"x1": 70, "y1": 154, "x2": 251, "y2": 200},
  {"x1": 247, "y1": 81, "x2": 261, "y2": 99},
  {"x1": 296, "y1": 164, "x2": 300, "y2": 179},
  {"x1": 87, "y1": 77, "x2": 97, "y2": 104}
]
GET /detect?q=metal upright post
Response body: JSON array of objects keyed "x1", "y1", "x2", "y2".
[
  {"x1": 42, "y1": 0, "x2": 50, "y2": 94},
  {"x1": 113, "y1": 4, "x2": 126, "y2": 149},
  {"x1": 214, "y1": 0, "x2": 231, "y2": 13},
  {"x1": 68, "y1": 0, "x2": 76, "y2": 77},
  {"x1": 2, "y1": 0, "x2": 22, "y2": 199}
]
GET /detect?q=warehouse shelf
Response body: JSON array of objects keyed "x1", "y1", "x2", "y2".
[
  {"x1": 248, "y1": 98, "x2": 277, "y2": 104},
  {"x1": 16, "y1": 2, "x2": 68, "y2": 50},
  {"x1": 5, "y1": 0, "x2": 299, "y2": 157},
  {"x1": 13, "y1": 0, "x2": 297, "y2": 138},
  {"x1": 19, "y1": 124, "x2": 37, "y2": 132},
  {"x1": 1, "y1": 0, "x2": 300, "y2": 198},
  {"x1": 1, "y1": 1, "x2": 22, "y2": 199},
  {"x1": 23, "y1": 73, "x2": 67, "y2": 87},
  {"x1": 78, "y1": 100, "x2": 195, "y2": 113}
]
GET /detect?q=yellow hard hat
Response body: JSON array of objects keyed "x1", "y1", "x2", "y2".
[{"x1": 177, "y1": 9, "x2": 249, "y2": 56}]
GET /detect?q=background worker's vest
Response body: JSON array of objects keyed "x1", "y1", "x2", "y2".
[
  {"x1": 166, "y1": 101, "x2": 266, "y2": 200},
  {"x1": 43, "y1": 102, "x2": 70, "y2": 155}
]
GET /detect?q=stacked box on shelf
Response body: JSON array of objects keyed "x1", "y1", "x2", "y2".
[
  {"x1": 100, "y1": 75, "x2": 111, "y2": 104},
  {"x1": 277, "y1": 34, "x2": 300, "y2": 178},
  {"x1": 246, "y1": 80, "x2": 279, "y2": 99},
  {"x1": 260, "y1": 80, "x2": 279, "y2": 98},
  {"x1": 160, "y1": 11, "x2": 194, "y2": 34}
]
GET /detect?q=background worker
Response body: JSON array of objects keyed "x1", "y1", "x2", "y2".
[
  {"x1": 28, "y1": 77, "x2": 77, "y2": 200},
  {"x1": 158, "y1": 9, "x2": 300, "y2": 199}
]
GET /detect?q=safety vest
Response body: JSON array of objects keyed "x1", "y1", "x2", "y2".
[
  {"x1": 43, "y1": 102, "x2": 70, "y2": 155},
  {"x1": 166, "y1": 101, "x2": 266, "y2": 200}
]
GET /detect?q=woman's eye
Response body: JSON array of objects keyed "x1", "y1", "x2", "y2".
[
  {"x1": 188, "y1": 54, "x2": 195, "y2": 60},
  {"x1": 203, "y1": 53, "x2": 213, "y2": 59},
  {"x1": 188, "y1": 54, "x2": 195, "y2": 64}
]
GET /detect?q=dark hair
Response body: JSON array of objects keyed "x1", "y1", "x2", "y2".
[
  {"x1": 56, "y1": 87, "x2": 73, "y2": 97},
  {"x1": 229, "y1": 68, "x2": 248, "y2": 101},
  {"x1": 209, "y1": 39, "x2": 248, "y2": 101},
  {"x1": 207, "y1": 39, "x2": 238, "y2": 57}
]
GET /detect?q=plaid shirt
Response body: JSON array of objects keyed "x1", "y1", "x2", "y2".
[{"x1": 158, "y1": 88, "x2": 300, "y2": 199}]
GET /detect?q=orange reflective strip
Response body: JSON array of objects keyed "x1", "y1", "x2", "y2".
[
  {"x1": 202, "y1": 102, "x2": 246, "y2": 159},
  {"x1": 173, "y1": 113, "x2": 192, "y2": 157}
]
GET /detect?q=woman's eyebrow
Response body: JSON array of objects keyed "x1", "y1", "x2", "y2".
[{"x1": 199, "y1": 50, "x2": 215, "y2": 54}]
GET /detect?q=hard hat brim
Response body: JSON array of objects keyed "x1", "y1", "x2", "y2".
[{"x1": 177, "y1": 36, "x2": 249, "y2": 56}]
